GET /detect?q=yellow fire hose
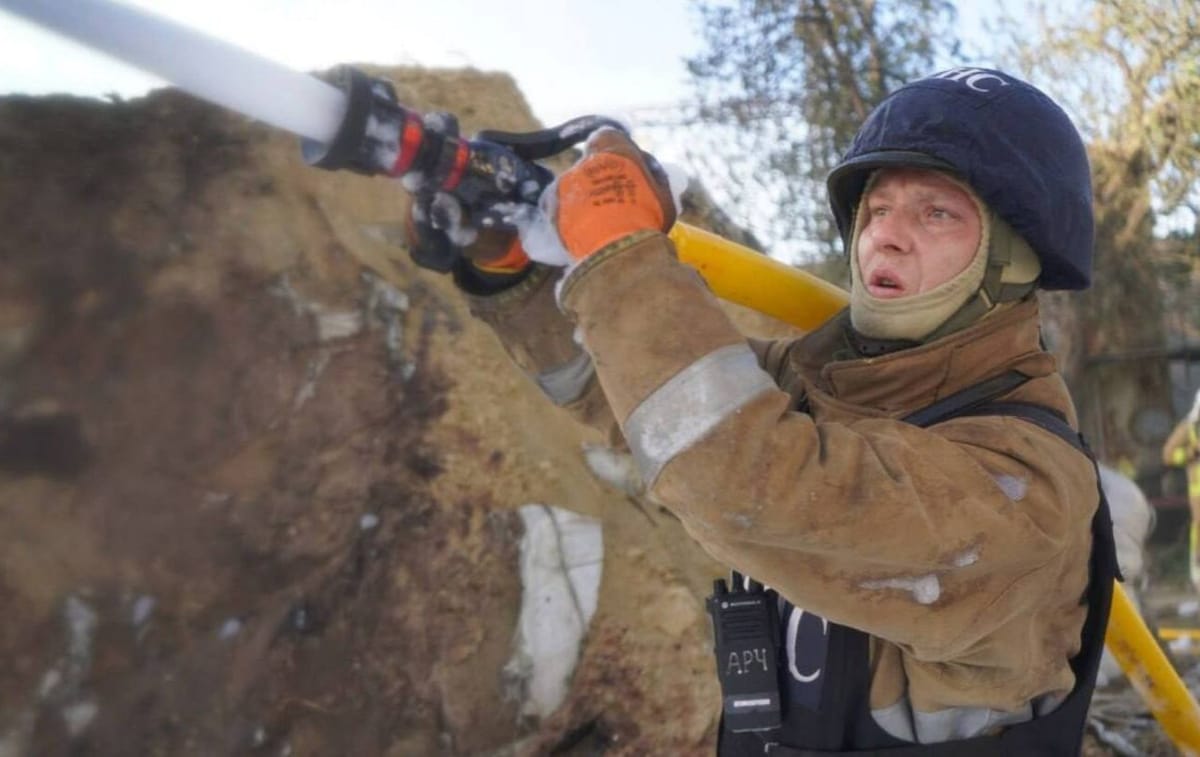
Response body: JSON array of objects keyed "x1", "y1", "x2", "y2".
[
  {"x1": 669, "y1": 222, "x2": 1200, "y2": 755},
  {"x1": 1107, "y1": 587, "x2": 1200, "y2": 753}
]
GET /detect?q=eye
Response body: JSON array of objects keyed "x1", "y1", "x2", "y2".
[{"x1": 926, "y1": 206, "x2": 958, "y2": 222}]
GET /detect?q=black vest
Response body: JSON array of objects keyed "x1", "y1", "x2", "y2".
[{"x1": 718, "y1": 372, "x2": 1119, "y2": 756}]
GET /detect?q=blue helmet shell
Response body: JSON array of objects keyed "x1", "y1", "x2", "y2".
[{"x1": 827, "y1": 68, "x2": 1094, "y2": 290}]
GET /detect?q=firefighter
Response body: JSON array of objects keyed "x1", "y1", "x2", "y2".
[
  {"x1": 410, "y1": 67, "x2": 1114, "y2": 754},
  {"x1": 1164, "y1": 388, "x2": 1200, "y2": 593}
]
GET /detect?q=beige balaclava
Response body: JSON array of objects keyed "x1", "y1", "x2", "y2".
[{"x1": 848, "y1": 171, "x2": 1041, "y2": 343}]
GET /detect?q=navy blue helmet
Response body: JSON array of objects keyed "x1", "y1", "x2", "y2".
[{"x1": 827, "y1": 67, "x2": 1094, "y2": 290}]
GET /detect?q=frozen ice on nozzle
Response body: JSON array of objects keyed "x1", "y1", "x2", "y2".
[{"x1": 660, "y1": 160, "x2": 689, "y2": 219}]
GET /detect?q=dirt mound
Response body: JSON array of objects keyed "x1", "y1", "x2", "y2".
[{"x1": 0, "y1": 66, "x2": 804, "y2": 756}]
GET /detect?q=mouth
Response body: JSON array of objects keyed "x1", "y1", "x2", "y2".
[{"x1": 866, "y1": 270, "x2": 907, "y2": 298}]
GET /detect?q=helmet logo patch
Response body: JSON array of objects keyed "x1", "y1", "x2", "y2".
[{"x1": 928, "y1": 67, "x2": 1012, "y2": 94}]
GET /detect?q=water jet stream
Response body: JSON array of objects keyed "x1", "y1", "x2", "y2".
[{"x1": 0, "y1": 0, "x2": 347, "y2": 144}]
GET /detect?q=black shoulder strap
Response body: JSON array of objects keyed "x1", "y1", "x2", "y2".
[
  {"x1": 900, "y1": 372, "x2": 1089, "y2": 457},
  {"x1": 901, "y1": 370, "x2": 1030, "y2": 427},
  {"x1": 959, "y1": 401, "x2": 1086, "y2": 453}
]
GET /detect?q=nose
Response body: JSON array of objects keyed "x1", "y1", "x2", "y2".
[{"x1": 864, "y1": 209, "x2": 913, "y2": 254}]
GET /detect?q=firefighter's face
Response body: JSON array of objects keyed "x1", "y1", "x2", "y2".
[{"x1": 856, "y1": 168, "x2": 982, "y2": 299}]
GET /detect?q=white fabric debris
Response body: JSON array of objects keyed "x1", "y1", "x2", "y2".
[
  {"x1": 270, "y1": 274, "x2": 371, "y2": 349},
  {"x1": 860, "y1": 574, "x2": 941, "y2": 605},
  {"x1": 292, "y1": 352, "x2": 332, "y2": 410},
  {"x1": 62, "y1": 596, "x2": 97, "y2": 694},
  {"x1": 65, "y1": 596, "x2": 96, "y2": 651},
  {"x1": 991, "y1": 473, "x2": 1028, "y2": 501},
  {"x1": 315, "y1": 311, "x2": 363, "y2": 342},
  {"x1": 38, "y1": 670, "x2": 62, "y2": 700},
  {"x1": 1095, "y1": 463, "x2": 1153, "y2": 686},
  {"x1": 131, "y1": 595, "x2": 156, "y2": 628},
  {"x1": 504, "y1": 504, "x2": 603, "y2": 719},
  {"x1": 361, "y1": 272, "x2": 412, "y2": 378},
  {"x1": 1098, "y1": 463, "x2": 1154, "y2": 582},
  {"x1": 61, "y1": 700, "x2": 98, "y2": 736},
  {"x1": 724, "y1": 512, "x2": 754, "y2": 529},
  {"x1": 581, "y1": 444, "x2": 642, "y2": 496},
  {"x1": 217, "y1": 618, "x2": 243, "y2": 640},
  {"x1": 267, "y1": 273, "x2": 309, "y2": 318},
  {"x1": 363, "y1": 272, "x2": 409, "y2": 315},
  {"x1": 1, "y1": 596, "x2": 99, "y2": 755},
  {"x1": 951, "y1": 549, "x2": 979, "y2": 568}
]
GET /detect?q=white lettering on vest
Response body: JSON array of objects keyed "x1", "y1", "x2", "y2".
[{"x1": 786, "y1": 606, "x2": 829, "y2": 683}]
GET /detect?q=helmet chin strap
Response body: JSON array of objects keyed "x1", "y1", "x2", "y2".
[{"x1": 920, "y1": 213, "x2": 1040, "y2": 342}]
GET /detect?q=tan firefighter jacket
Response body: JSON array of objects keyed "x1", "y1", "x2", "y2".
[
  {"x1": 468, "y1": 231, "x2": 1096, "y2": 743},
  {"x1": 1163, "y1": 412, "x2": 1200, "y2": 518}
]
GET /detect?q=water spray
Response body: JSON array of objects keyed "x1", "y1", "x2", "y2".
[{"x1": 0, "y1": 0, "x2": 347, "y2": 144}]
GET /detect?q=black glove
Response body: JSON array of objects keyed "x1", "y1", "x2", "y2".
[{"x1": 404, "y1": 113, "x2": 532, "y2": 294}]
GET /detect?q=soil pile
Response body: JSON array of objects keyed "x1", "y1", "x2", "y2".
[{"x1": 0, "y1": 66, "x2": 796, "y2": 756}]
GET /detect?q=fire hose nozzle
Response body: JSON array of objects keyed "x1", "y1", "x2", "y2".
[
  {"x1": 301, "y1": 67, "x2": 410, "y2": 176},
  {"x1": 300, "y1": 67, "x2": 555, "y2": 224}
]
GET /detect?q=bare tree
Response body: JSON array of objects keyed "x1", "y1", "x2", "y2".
[
  {"x1": 1006, "y1": 0, "x2": 1200, "y2": 473},
  {"x1": 680, "y1": 0, "x2": 960, "y2": 262}
]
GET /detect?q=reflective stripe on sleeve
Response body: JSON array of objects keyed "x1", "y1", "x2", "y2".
[
  {"x1": 623, "y1": 343, "x2": 776, "y2": 486},
  {"x1": 535, "y1": 352, "x2": 596, "y2": 406}
]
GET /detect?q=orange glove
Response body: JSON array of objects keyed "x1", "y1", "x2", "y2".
[
  {"x1": 406, "y1": 190, "x2": 530, "y2": 275},
  {"x1": 462, "y1": 227, "x2": 530, "y2": 274},
  {"x1": 547, "y1": 128, "x2": 677, "y2": 262}
]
